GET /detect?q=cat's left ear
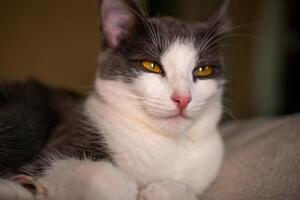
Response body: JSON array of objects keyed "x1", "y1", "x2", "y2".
[
  {"x1": 99, "y1": 0, "x2": 144, "y2": 48},
  {"x1": 203, "y1": 0, "x2": 231, "y2": 34}
]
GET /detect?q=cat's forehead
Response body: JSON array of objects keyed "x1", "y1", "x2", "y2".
[
  {"x1": 150, "y1": 17, "x2": 207, "y2": 46},
  {"x1": 126, "y1": 17, "x2": 209, "y2": 61}
]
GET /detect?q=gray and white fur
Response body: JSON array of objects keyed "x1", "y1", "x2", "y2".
[{"x1": 2, "y1": 0, "x2": 230, "y2": 199}]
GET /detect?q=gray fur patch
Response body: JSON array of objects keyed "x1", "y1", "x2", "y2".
[{"x1": 98, "y1": 0, "x2": 229, "y2": 83}]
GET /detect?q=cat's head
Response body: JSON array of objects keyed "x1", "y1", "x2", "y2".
[{"x1": 95, "y1": 0, "x2": 230, "y2": 136}]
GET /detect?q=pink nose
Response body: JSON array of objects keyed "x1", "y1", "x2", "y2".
[{"x1": 171, "y1": 94, "x2": 192, "y2": 112}]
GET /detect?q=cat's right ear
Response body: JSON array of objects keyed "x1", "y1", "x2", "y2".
[{"x1": 99, "y1": 0, "x2": 144, "y2": 49}]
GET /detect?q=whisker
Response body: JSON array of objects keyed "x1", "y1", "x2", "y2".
[
  {"x1": 127, "y1": 6, "x2": 161, "y2": 55},
  {"x1": 217, "y1": 22, "x2": 263, "y2": 35},
  {"x1": 201, "y1": 43, "x2": 243, "y2": 56},
  {"x1": 199, "y1": 20, "x2": 223, "y2": 53},
  {"x1": 201, "y1": 33, "x2": 256, "y2": 55},
  {"x1": 199, "y1": 22, "x2": 260, "y2": 56}
]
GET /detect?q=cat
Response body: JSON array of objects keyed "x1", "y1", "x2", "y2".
[
  {"x1": 0, "y1": 80, "x2": 81, "y2": 177},
  {"x1": 0, "y1": 0, "x2": 230, "y2": 199}
]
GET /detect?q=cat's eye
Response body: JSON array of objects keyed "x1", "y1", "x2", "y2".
[
  {"x1": 142, "y1": 60, "x2": 162, "y2": 74},
  {"x1": 193, "y1": 65, "x2": 214, "y2": 78}
]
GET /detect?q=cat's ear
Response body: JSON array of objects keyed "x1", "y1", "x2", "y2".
[
  {"x1": 99, "y1": 0, "x2": 143, "y2": 48},
  {"x1": 203, "y1": 0, "x2": 231, "y2": 34}
]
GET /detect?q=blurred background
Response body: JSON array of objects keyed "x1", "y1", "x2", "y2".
[{"x1": 0, "y1": 0, "x2": 299, "y2": 119}]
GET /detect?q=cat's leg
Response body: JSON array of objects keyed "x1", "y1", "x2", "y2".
[
  {"x1": 138, "y1": 180, "x2": 198, "y2": 200},
  {"x1": 0, "y1": 178, "x2": 35, "y2": 200},
  {"x1": 36, "y1": 159, "x2": 137, "y2": 200},
  {"x1": 10, "y1": 175, "x2": 46, "y2": 199}
]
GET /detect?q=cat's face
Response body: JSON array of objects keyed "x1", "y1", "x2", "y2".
[{"x1": 96, "y1": 0, "x2": 229, "y2": 135}]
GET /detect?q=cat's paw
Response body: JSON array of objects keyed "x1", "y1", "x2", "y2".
[
  {"x1": 11, "y1": 175, "x2": 47, "y2": 199},
  {"x1": 0, "y1": 177, "x2": 38, "y2": 200},
  {"x1": 39, "y1": 159, "x2": 138, "y2": 200},
  {"x1": 138, "y1": 180, "x2": 198, "y2": 200}
]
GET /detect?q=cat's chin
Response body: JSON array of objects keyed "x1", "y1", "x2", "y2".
[
  {"x1": 163, "y1": 113, "x2": 192, "y2": 120},
  {"x1": 161, "y1": 119, "x2": 192, "y2": 136},
  {"x1": 147, "y1": 110, "x2": 194, "y2": 122},
  {"x1": 147, "y1": 112, "x2": 193, "y2": 136}
]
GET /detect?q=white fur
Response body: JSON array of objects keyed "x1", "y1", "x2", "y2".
[
  {"x1": 84, "y1": 40, "x2": 224, "y2": 197},
  {"x1": 39, "y1": 159, "x2": 137, "y2": 200},
  {"x1": 132, "y1": 40, "x2": 220, "y2": 135},
  {"x1": 85, "y1": 83, "x2": 223, "y2": 195},
  {"x1": 37, "y1": 40, "x2": 224, "y2": 199},
  {"x1": 0, "y1": 179, "x2": 34, "y2": 200}
]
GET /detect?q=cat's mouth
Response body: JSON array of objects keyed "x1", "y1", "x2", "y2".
[
  {"x1": 141, "y1": 103, "x2": 193, "y2": 121},
  {"x1": 161, "y1": 112, "x2": 191, "y2": 120}
]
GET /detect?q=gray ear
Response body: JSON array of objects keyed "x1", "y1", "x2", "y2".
[
  {"x1": 99, "y1": 0, "x2": 143, "y2": 48},
  {"x1": 204, "y1": 0, "x2": 231, "y2": 33}
]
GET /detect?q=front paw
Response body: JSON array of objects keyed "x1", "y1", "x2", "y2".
[
  {"x1": 11, "y1": 175, "x2": 47, "y2": 199},
  {"x1": 39, "y1": 159, "x2": 138, "y2": 200},
  {"x1": 138, "y1": 180, "x2": 198, "y2": 200}
]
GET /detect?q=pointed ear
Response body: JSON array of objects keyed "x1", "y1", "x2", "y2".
[
  {"x1": 204, "y1": 0, "x2": 231, "y2": 33},
  {"x1": 99, "y1": 0, "x2": 143, "y2": 48}
]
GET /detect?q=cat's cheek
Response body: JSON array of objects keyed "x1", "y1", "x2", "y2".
[
  {"x1": 192, "y1": 80, "x2": 219, "y2": 101},
  {"x1": 186, "y1": 80, "x2": 220, "y2": 112},
  {"x1": 133, "y1": 76, "x2": 175, "y2": 114},
  {"x1": 134, "y1": 75, "x2": 171, "y2": 99}
]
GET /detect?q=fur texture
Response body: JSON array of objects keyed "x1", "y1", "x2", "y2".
[
  {"x1": 0, "y1": 80, "x2": 80, "y2": 177},
  {"x1": 0, "y1": 0, "x2": 230, "y2": 199}
]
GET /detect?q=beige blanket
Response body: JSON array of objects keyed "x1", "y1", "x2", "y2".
[{"x1": 203, "y1": 114, "x2": 300, "y2": 200}]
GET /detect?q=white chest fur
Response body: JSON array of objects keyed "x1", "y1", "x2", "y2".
[{"x1": 85, "y1": 92, "x2": 224, "y2": 195}]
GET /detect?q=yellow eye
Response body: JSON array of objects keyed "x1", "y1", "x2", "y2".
[
  {"x1": 142, "y1": 60, "x2": 162, "y2": 74},
  {"x1": 194, "y1": 65, "x2": 214, "y2": 77}
]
